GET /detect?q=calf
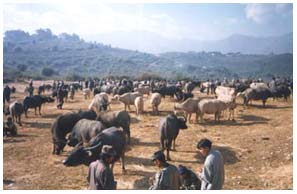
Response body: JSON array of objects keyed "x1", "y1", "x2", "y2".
[
  {"x1": 174, "y1": 98, "x2": 199, "y2": 123},
  {"x1": 134, "y1": 96, "x2": 144, "y2": 115},
  {"x1": 150, "y1": 93, "x2": 162, "y2": 115},
  {"x1": 198, "y1": 99, "x2": 226, "y2": 122},
  {"x1": 9, "y1": 101, "x2": 24, "y2": 126}
]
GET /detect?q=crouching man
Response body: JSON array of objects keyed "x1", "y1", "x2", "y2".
[{"x1": 149, "y1": 150, "x2": 180, "y2": 190}]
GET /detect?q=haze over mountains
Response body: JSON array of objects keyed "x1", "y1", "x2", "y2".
[
  {"x1": 86, "y1": 31, "x2": 293, "y2": 54},
  {"x1": 3, "y1": 29, "x2": 293, "y2": 82}
]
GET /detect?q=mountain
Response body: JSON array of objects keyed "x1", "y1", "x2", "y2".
[
  {"x1": 3, "y1": 29, "x2": 293, "y2": 82},
  {"x1": 87, "y1": 31, "x2": 293, "y2": 54}
]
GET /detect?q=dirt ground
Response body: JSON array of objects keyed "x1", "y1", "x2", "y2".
[{"x1": 3, "y1": 81, "x2": 293, "y2": 190}]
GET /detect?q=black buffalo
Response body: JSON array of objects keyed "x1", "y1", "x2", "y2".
[
  {"x1": 51, "y1": 110, "x2": 97, "y2": 155},
  {"x1": 241, "y1": 87, "x2": 273, "y2": 107},
  {"x1": 270, "y1": 85, "x2": 291, "y2": 101},
  {"x1": 153, "y1": 86, "x2": 181, "y2": 98},
  {"x1": 63, "y1": 127, "x2": 126, "y2": 172},
  {"x1": 96, "y1": 110, "x2": 131, "y2": 144},
  {"x1": 23, "y1": 95, "x2": 54, "y2": 117},
  {"x1": 113, "y1": 86, "x2": 131, "y2": 96},
  {"x1": 175, "y1": 91, "x2": 194, "y2": 102},
  {"x1": 159, "y1": 114, "x2": 187, "y2": 161},
  {"x1": 67, "y1": 119, "x2": 106, "y2": 147}
]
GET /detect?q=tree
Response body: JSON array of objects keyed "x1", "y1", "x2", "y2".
[
  {"x1": 17, "y1": 64, "x2": 27, "y2": 72},
  {"x1": 41, "y1": 67, "x2": 55, "y2": 77}
]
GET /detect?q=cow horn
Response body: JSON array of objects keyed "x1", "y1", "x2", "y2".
[
  {"x1": 182, "y1": 115, "x2": 187, "y2": 122},
  {"x1": 84, "y1": 141, "x2": 103, "y2": 151}
]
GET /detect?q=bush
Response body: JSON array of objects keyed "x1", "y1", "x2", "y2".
[
  {"x1": 65, "y1": 73, "x2": 83, "y2": 81},
  {"x1": 17, "y1": 64, "x2": 27, "y2": 72},
  {"x1": 41, "y1": 67, "x2": 55, "y2": 77},
  {"x1": 137, "y1": 72, "x2": 162, "y2": 80}
]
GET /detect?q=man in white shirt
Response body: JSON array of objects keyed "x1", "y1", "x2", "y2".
[{"x1": 197, "y1": 138, "x2": 225, "y2": 190}]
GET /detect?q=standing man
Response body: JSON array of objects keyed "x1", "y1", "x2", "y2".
[
  {"x1": 149, "y1": 150, "x2": 180, "y2": 190},
  {"x1": 56, "y1": 87, "x2": 64, "y2": 109},
  {"x1": 87, "y1": 145, "x2": 117, "y2": 190},
  {"x1": 197, "y1": 138, "x2": 224, "y2": 190},
  {"x1": 3, "y1": 85, "x2": 11, "y2": 103}
]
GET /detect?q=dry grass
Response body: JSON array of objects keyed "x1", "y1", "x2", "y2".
[{"x1": 3, "y1": 82, "x2": 293, "y2": 190}]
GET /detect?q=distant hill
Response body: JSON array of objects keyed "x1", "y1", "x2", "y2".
[
  {"x1": 3, "y1": 29, "x2": 293, "y2": 82},
  {"x1": 89, "y1": 31, "x2": 293, "y2": 54}
]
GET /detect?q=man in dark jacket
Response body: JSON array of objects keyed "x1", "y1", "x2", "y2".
[
  {"x1": 149, "y1": 150, "x2": 180, "y2": 190},
  {"x1": 87, "y1": 145, "x2": 117, "y2": 190},
  {"x1": 178, "y1": 165, "x2": 201, "y2": 190},
  {"x1": 57, "y1": 87, "x2": 64, "y2": 109},
  {"x1": 3, "y1": 85, "x2": 11, "y2": 103}
]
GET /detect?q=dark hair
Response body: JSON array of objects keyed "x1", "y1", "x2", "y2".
[{"x1": 197, "y1": 138, "x2": 212, "y2": 149}]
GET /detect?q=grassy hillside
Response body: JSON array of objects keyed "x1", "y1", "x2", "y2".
[{"x1": 3, "y1": 29, "x2": 293, "y2": 81}]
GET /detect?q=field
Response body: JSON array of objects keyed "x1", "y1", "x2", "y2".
[{"x1": 3, "y1": 81, "x2": 293, "y2": 190}]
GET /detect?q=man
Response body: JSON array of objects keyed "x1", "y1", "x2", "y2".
[
  {"x1": 178, "y1": 165, "x2": 201, "y2": 190},
  {"x1": 149, "y1": 150, "x2": 180, "y2": 190},
  {"x1": 87, "y1": 145, "x2": 117, "y2": 190},
  {"x1": 197, "y1": 138, "x2": 224, "y2": 190},
  {"x1": 56, "y1": 87, "x2": 64, "y2": 109},
  {"x1": 3, "y1": 85, "x2": 11, "y2": 103}
]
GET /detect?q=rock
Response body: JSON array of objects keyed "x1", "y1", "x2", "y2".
[{"x1": 261, "y1": 137, "x2": 270, "y2": 140}]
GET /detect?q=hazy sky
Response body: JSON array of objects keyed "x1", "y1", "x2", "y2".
[{"x1": 3, "y1": 3, "x2": 293, "y2": 41}]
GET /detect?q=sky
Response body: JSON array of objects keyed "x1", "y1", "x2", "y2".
[{"x1": 3, "y1": 2, "x2": 293, "y2": 41}]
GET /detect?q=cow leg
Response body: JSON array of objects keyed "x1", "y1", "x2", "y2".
[
  {"x1": 189, "y1": 113, "x2": 192, "y2": 123},
  {"x1": 196, "y1": 112, "x2": 199, "y2": 123},
  {"x1": 200, "y1": 113, "x2": 204, "y2": 123},
  {"x1": 34, "y1": 107, "x2": 37, "y2": 115},
  {"x1": 160, "y1": 138, "x2": 164, "y2": 151},
  {"x1": 39, "y1": 106, "x2": 42, "y2": 115},
  {"x1": 262, "y1": 100, "x2": 266, "y2": 107},
  {"x1": 126, "y1": 130, "x2": 131, "y2": 145},
  {"x1": 121, "y1": 153, "x2": 126, "y2": 173},
  {"x1": 173, "y1": 139, "x2": 176, "y2": 151},
  {"x1": 18, "y1": 115, "x2": 22, "y2": 126}
]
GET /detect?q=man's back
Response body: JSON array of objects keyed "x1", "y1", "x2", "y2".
[
  {"x1": 150, "y1": 163, "x2": 180, "y2": 190},
  {"x1": 87, "y1": 159, "x2": 116, "y2": 190}
]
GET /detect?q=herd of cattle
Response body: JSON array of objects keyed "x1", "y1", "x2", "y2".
[{"x1": 3, "y1": 77, "x2": 293, "y2": 173}]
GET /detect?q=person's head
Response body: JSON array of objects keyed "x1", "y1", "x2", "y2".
[
  {"x1": 197, "y1": 138, "x2": 212, "y2": 157},
  {"x1": 101, "y1": 145, "x2": 117, "y2": 164},
  {"x1": 151, "y1": 150, "x2": 166, "y2": 168}
]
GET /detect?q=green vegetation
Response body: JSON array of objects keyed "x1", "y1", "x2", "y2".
[{"x1": 3, "y1": 29, "x2": 293, "y2": 82}]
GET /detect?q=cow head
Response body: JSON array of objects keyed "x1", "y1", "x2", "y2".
[
  {"x1": 63, "y1": 141, "x2": 103, "y2": 166},
  {"x1": 67, "y1": 135, "x2": 79, "y2": 147},
  {"x1": 53, "y1": 139, "x2": 66, "y2": 155},
  {"x1": 63, "y1": 145, "x2": 90, "y2": 166},
  {"x1": 178, "y1": 116, "x2": 188, "y2": 130}
]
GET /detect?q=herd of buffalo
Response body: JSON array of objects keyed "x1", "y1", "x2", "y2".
[{"x1": 3, "y1": 76, "x2": 293, "y2": 173}]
